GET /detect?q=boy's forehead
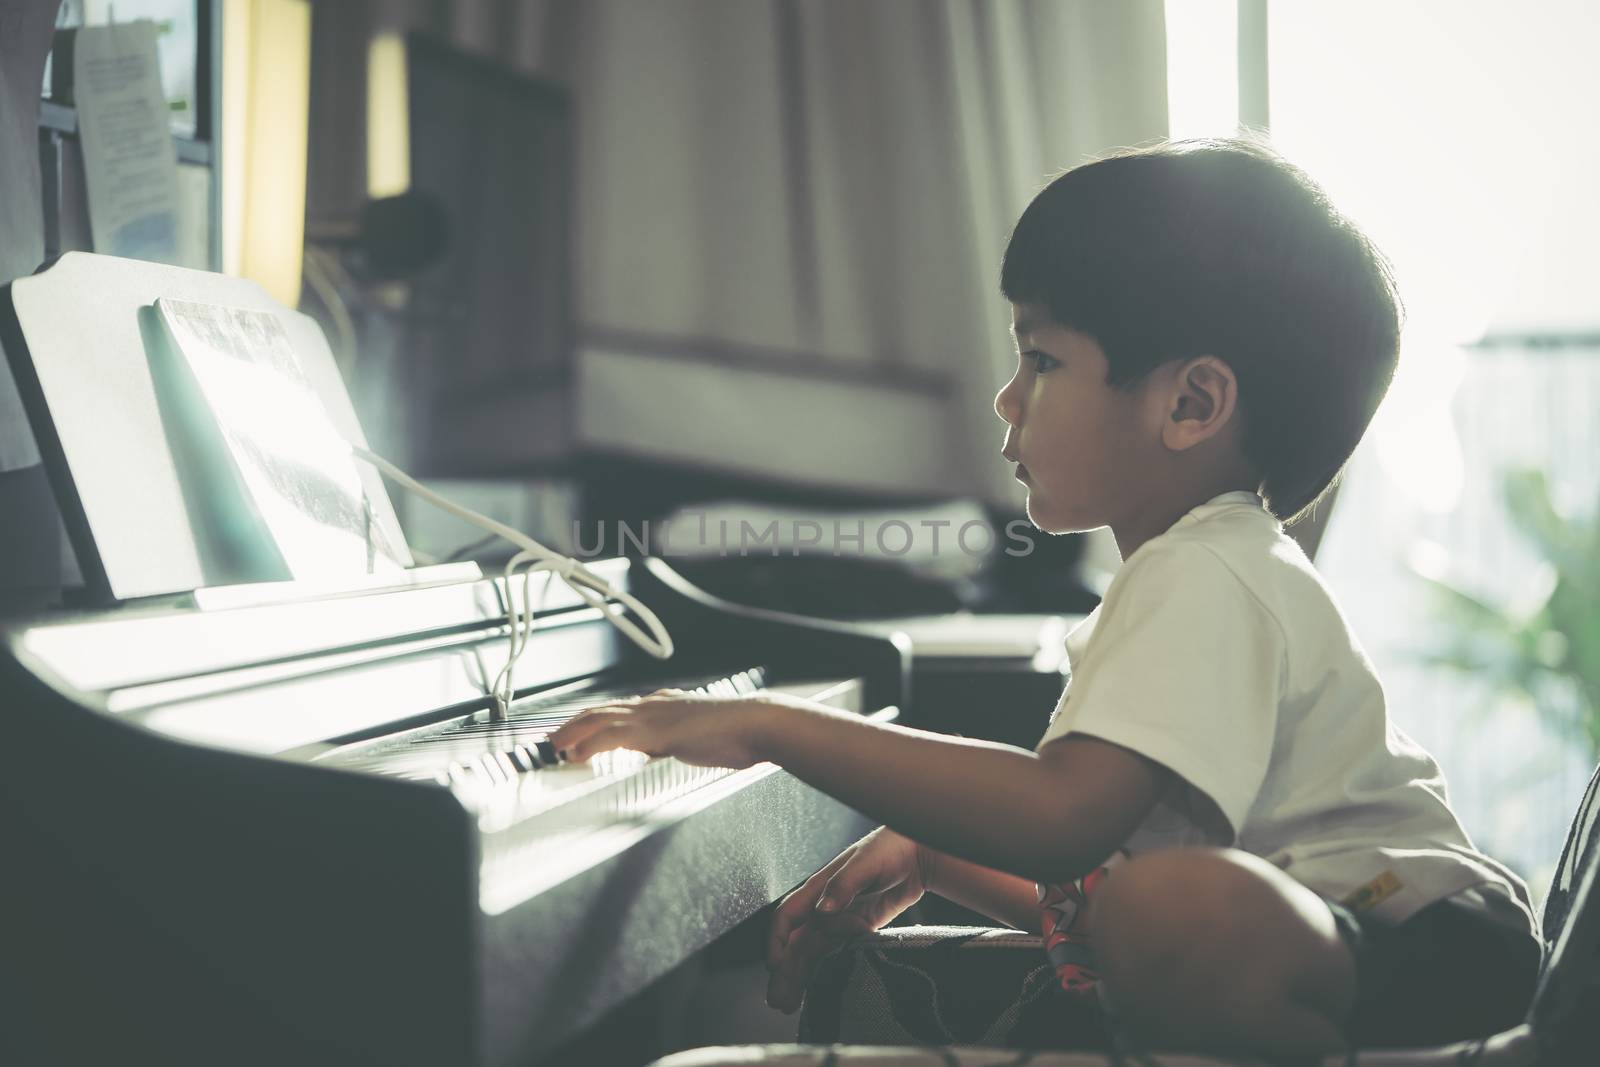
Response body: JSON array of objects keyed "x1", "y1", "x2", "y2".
[{"x1": 1010, "y1": 302, "x2": 1052, "y2": 338}]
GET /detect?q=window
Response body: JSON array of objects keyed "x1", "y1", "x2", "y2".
[{"x1": 1268, "y1": 0, "x2": 1600, "y2": 898}]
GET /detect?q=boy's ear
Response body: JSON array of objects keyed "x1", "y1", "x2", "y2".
[{"x1": 1160, "y1": 356, "x2": 1239, "y2": 452}]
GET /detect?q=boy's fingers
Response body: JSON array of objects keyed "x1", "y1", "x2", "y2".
[
  {"x1": 564, "y1": 721, "x2": 640, "y2": 763},
  {"x1": 766, "y1": 914, "x2": 870, "y2": 1013},
  {"x1": 766, "y1": 922, "x2": 831, "y2": 1012},
  {"x1": 815, "y1": 851, "x2": 893, "y2": 914},
  {"x1": 766, "y1": 900, "x2": 809, "y2": 973},
  {"x1": 767, "y1": 853, "x2": 853, "y2": 970},
  {"x1": 548, "y1": 710, "x2": 633, "y2": 759}
]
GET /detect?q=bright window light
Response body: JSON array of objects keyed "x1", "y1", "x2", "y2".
[
  {"x1": 1268, "y1": 1, "x2": 1600, "y2": 511},
  {"x1": 1164, "y1": 0, "x2": 1238, "y2": 141}
]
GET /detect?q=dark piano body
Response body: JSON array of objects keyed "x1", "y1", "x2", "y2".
[{"x1": 0, "y1": 557, "x2": 908, "y2": 1066}]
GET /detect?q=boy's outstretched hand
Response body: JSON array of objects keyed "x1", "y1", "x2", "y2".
[
  {"x1": 548, "y1": 688, "x2": 787, "y2": 769},
  {"x1": 765, "y1": 827, "x2": 932, "y2": 1013}
]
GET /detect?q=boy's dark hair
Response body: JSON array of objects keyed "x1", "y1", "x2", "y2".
[{"x1": 1000, "y1": 138, "x2": 1402, "y2": 525}]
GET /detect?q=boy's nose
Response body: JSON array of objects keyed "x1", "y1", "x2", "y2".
[{"x1": 994, "y1": 375, "x2": 1022, "y2": 427}]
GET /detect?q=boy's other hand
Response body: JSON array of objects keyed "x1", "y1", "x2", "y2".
[{"x1": 765, "y1": 826, "x2": 933, "y2": 1013}]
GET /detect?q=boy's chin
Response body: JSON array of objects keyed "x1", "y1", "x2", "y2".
[
  {"x1": 1024, "y1": 496, "x2": 1100, "y2": 537},
  {"x1": 1023, "y1": 497, "x2": 1073, "y2": 536}
]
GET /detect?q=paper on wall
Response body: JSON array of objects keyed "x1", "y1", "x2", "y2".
[
  {"x1": 0, "y1": 0, "x2": 64, "y2": 471},
  {"x1": 72, "y1": 20, "x2": 180, "y2": 262},
  {"x1": 61, "y1": 0, "x2": 198, "y2": 135}
]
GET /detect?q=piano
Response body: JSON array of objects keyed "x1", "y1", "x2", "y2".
[{"x1": 0, "y1": 557, "x2": 908, "y2": 1066}]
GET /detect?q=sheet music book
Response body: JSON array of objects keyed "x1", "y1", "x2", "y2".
[{"x1": 154, "y1": 297, "x2": 408, "y2": 585}]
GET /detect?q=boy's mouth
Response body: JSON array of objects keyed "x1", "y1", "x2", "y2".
[{"x1": 1014, "y1": 463, "x2": 1031, "y2": 484}]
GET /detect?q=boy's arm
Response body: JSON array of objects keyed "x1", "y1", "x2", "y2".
[
  {"x1": 551, "y1": 693, "x2": 1172, "y2": 885},
  {"x1": 924, "y1": 849, "x2": 1043, "y2": 930},
  {"x1": 762, "y1": 700, "x2": 1169, "y2": 883}
]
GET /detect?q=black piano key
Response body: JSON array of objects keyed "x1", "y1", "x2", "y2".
[{"x1": 535, "y1": 739, "x2": 559, "y2": 765}]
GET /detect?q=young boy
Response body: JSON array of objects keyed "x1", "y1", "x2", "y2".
[{"x1": 549, "y1": 139, "x2": 1542, "y2": 1057}]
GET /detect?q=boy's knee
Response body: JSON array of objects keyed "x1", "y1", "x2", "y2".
[
  {"x1": 1088, "y1": 848, "x2": 1254, "y2": 969},
  {"x1": 1088, "y1": 847, "x2": 1355, "y2": 1029}
]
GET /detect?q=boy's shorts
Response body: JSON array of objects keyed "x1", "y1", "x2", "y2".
[{"x1": 1325, "y1": 886, "x2": 1543, "y2": 1049}]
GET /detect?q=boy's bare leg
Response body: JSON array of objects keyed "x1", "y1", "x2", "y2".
[{"x1": 1088, "y1": 846, "x2": 1357, "y2": 1057}]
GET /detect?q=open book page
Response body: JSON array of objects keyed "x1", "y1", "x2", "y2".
[{"x1": 155, "y1": 298, "x2": 407, "y2": 583}]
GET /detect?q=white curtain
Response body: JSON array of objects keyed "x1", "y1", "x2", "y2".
[{"x1": 559, "y1": 0, "x2": 1168, "y2": 503}]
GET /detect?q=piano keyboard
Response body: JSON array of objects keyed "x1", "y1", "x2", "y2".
[
  {"x1": 1, "y1": 520, "x2": 904, "y2": 1062},
  {"x1": 319, "y1": 666, "x2": 865, "y2": 914},
  {"x1": 320, "y1": 667, "x2": 772, "y2": 832}
]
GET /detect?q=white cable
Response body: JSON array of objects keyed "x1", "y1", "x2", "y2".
[{"x1": 351, "y1": 446, "x2": 674, "y2": 719}]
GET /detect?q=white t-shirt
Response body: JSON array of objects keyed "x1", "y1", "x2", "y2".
[{"x1": 1037, "y1": 490, "x2": 1537, "y2": 933}]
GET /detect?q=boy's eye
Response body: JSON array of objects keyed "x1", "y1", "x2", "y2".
[{"x1": 1023, "y1": 350, "x2": 1060, "y2": 373}]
